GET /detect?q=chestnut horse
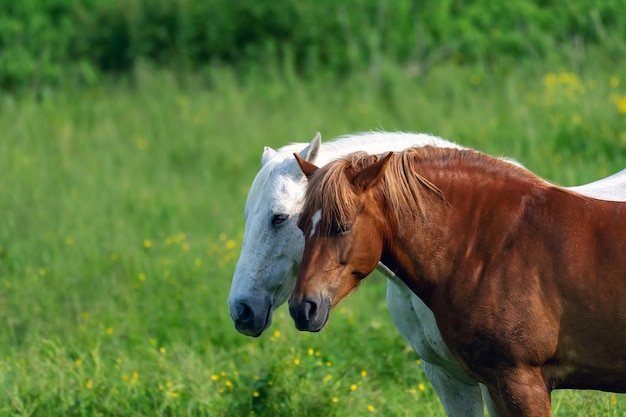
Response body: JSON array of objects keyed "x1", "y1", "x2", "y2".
[{"x1": 289, "y1": 147, "x2": 626, "y2": 417}]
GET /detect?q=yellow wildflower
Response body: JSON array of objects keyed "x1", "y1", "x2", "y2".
[
  {"x1": 543, "y1": 72, "x2": 556, "y2": 88},
  {"x1": 617, "y1": 96, "x2": 626, "y2": 114}
]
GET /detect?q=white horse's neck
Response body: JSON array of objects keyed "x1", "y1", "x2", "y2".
[
  {"x1": 249, "y1": 132, "x2": 461, "y2": 203},
  {"x1": 290, "y1": 132, "x2": 460, "y2": 165}
]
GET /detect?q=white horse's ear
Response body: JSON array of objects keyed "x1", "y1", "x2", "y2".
[
  {"x1": 262, "y1": 146, "x2": 277, "y2": 165},
  {"x1": 298, "y1": 132, "x2": 322, "y2": 164}
]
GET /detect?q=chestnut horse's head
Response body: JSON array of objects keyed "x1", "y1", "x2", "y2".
[{"x1": 288, "y1": 151, "x2": 394, "y2": 332}]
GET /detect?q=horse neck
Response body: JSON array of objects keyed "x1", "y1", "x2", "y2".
[
  {"x1": 378, "y1": 159, "x2": 538, "y2": 307},
  {"x1": 379, "y1": 197, "x2": 456, "y2": 307}
]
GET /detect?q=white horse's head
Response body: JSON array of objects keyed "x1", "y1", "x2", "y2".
[{"x1": 228, "y1": 133, "x2": 322, "y2": 336}]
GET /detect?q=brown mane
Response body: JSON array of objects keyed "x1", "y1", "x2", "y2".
[{"x1": 301, "y1": 146, "x2": 580, "y2": 236}]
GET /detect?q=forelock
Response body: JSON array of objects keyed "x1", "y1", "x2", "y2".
[
  {"x1": 300, "y1": 152, "x2": 376, "y2": 236},
  {"x1": 299, "y1": 149, "x2": 446, "y2": 235}
]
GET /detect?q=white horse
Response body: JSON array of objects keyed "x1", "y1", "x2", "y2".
[{"x1": 228, "y1": 132, "x2": 626, "y2": 417}]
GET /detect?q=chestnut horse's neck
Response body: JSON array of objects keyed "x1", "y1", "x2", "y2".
[{"x1": 376, "y1": 148, "x2": 585, "y2": 307}]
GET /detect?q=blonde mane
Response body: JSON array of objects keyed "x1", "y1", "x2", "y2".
[
  {"x1": 300, "y1": 146, "x2": 564, "y2": 236},
  {"x1": 301, "y1": 148, "x2": 445, "y2": 236}
]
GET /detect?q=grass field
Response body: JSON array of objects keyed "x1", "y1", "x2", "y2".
[{"x1": 1, "y1": 62, "x2": 626, "y2": 416}]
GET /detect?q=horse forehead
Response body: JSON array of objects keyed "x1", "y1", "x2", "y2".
[{"x1": 246, "y1": 164, "x2": 305, "y2": 216}]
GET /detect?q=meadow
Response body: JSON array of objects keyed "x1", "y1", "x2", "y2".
[{"x1": 1, "y1": 61, "x2": 626, "y2": 416}]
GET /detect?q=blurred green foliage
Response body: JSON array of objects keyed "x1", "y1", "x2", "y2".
[{"x1": 1, "y1": 0, "x2": 625, "y2": 91}]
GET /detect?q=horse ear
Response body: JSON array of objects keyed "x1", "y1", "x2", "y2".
[
  {"x1": 352, "y1": 152, "x2": 393, "y2": 192},
  {"x1": 262, "y1": 146, "x2": 277, "y2": 165},
  {"x1": 294, "y1": 152, "x2": 319, "y2": 179},
  {"x1": 298, "y1": 132, "x2": 322, "y2": 164}
]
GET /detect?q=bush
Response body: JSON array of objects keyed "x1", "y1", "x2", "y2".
[{"x1": 0, "y1": 0, "x2": 624, "y2": 92}]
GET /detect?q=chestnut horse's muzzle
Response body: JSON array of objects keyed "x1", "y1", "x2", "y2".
[{"x1": 288, "y1": 296, "x2": 331, "y2": 332}]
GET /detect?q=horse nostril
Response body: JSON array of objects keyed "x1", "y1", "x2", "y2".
[
  {"x1": 290, "y1": 296, "x2": 330, "y2": 332},
  {"x1": 236, "y1": 301, "x2": 255, "y2": 324},
  {"x1": 302, "y1": 299, "x2": 318, "y2": 321}
]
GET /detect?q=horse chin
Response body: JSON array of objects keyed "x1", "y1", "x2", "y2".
[{"x1": 289, "y1": 296, "x2": 331, "y2": 332}]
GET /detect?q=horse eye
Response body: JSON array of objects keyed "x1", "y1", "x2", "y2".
[
  {"x1": 271, "y1": 214, "x2": 289, "y2": 227},
  {"x1": 334, "y1": 224, "x2": 352, "y2": 236}
]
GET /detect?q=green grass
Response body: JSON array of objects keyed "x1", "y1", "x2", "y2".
[{"x1": 1, "y1": 61, "x2": 626, "y2": 416}]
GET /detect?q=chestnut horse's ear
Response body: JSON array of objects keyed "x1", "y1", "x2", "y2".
[
  {"x1": 294, "y1": 152, "x2": 319, "y2": 179},
  {"x1": 352, "y1": 152, "x2": 393, "y2": 192}
]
